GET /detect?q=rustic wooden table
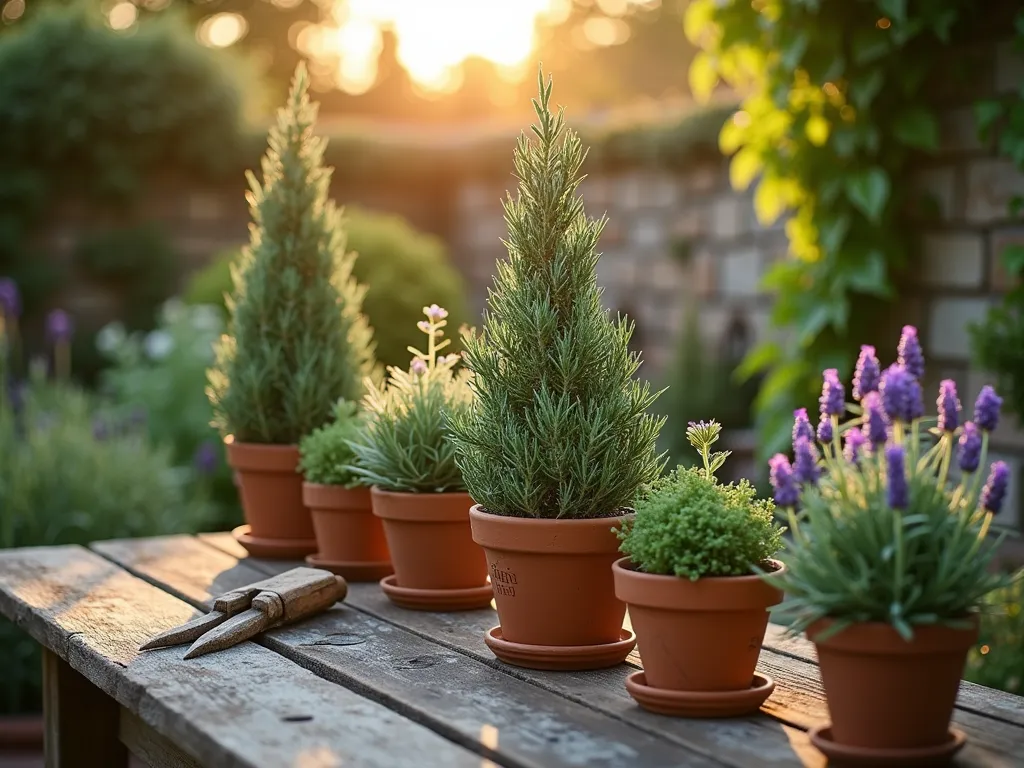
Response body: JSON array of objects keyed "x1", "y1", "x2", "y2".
[{"x1": 1, "y1": 534, "x2": 1022, "y2": 768}]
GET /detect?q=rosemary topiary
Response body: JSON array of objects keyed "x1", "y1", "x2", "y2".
[
  {"x1": 347, "y1": 306, "x2": 472, "y2": 493},
  {"x1": 618, "y1": 420, "x2": 783, "y2": 580},
  {"x1": 298, "y1": 400, "x2": 364, "y2": 487},
  {"x1": 448, "y1": 71, "x2": 664, "y2": 519},
  {"x1": 208, "y1": 64, "x2": 377, "y2": 445}
]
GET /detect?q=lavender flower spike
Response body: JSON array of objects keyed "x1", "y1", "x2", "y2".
[
  {"x1": 816, "y1": 414, "x2": 833, "y2": 443},
  {"x1": 793, "y1": 436, "x2": 821, "y2": 485},
  {"x1": 0, "y1": 278, "x2": 20, "y2": 319},
  {"x1": 820, "y1": 368, "x2": 845, "y2": 417},
  {"x1": 880, "y1": 364, "x2": 923, "y2": 423},
  {"x1": 193, "y1": 440, "x2": 220, "y2": 476},
  {"x1": 974, "y1": 386, "x2": 1003, "y2": 433},
  {"x1": 769, "y1": 454, "x2": 800, "y2": 507},
  {"x1": 897, "y1": 325, "x2": 925, "y2": 380},
  {"x1": 861, "y1": 391, "x2": 888, "y2": 447},
  {"x1": 958, "y1": 422, "x2": 982, "y2": 474},
  {"x1": 46, "y1": 309, "x2": 73, "y2": 343},
  {"x1": 792, "y1": 408, "x2": 815, "y2": 444},
  {"x1": 981, "y1": 461, "x2": 1010, "y2": 514},
  {"x1": 852, "y1": 345, "x2": 880, "y2": 400},
  {"x1": 410, "y1": 357, "x2": 428, "y2": 376},
  {"x1": 843, "y1": 428, "x2": 867, "y2": 465},
  {"x1": 886, "y1": 445, "x2": 909, "y2": 509},
  {"x1": 936, "y1": 379, "x2": 961, "y2": 432},
  {"x1": 423, "y1": 304, "x2": 448, "y2": 322}
]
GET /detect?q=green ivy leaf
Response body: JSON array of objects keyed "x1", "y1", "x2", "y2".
[
  {"x1": 780, "y1": 31, "x2": 809, "y2": 71},
  {"x1": 844, "y1": 249, "x2": 891, "y2": 297},
  {"x1": 1010, "y1": 195, "x2": 1024, "y2": 218},
  {"x1": 797, "y1": 303, "x2": 834, "y2": 346},
  {"x1": 973, "y1": 99, "x2": 1004, "y2": 139},
  {"x1": 892, "y1": 107, "x2": 939, "y2": 150},
  {"x1": 845, "y1": 167, "x2": 890, "y2": 222},
  {"x1": 818, "y1": 214, "x2": 851, "y2": 255},
  {"x1": 1001, "y1": 244, "x2": 1024, "y2": 276},
  {"x1": 738, "y1": 341, "x2": 782, "y2": 381},
  {"x1": 877, "y1": 0, "x2": 907, "y2": 23},
  {"x1": 850, "y1": 68, "x2": 885, "y2": 110},
  {"x1": 852, "y1": 29, "x2": 890, "y2": 65}
]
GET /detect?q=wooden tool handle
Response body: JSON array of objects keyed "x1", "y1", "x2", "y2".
[{"x1": 275, "y1": 572, "x2": 347, "y2": 623}]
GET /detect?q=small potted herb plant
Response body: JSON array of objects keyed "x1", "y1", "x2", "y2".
[
  {"x1": 448, "y1": 73, "x2": 664, "y2": 670},
  {"x1": 614, "y1": 420, "x2": 785, "y2": 717},
  {"x1": 208, "y1": 65, "x2": 376, "y2": 559},
  {"x1": 769, "y1": 327, "x2": 1016, "y2": 765},
  {"x1": 298, "y1": 400, "x2": 391, "y2": 581},
  {"x1": 347, "y1": 305, "x2": 488, "y2": 611}
]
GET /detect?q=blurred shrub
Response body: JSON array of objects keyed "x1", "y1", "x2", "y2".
[
  {"x1": 99, "y1": 300, "x2": 240, "y2": 532},
  {"x1": 184, "y1": 207, "x2": 470, "y2": 369},
  {"x1": 0, "y1": 374, "x2": 212, "y2": 713},
  {"x1": 965, "y1": 575, "x2": 1024, "y2": 696}
]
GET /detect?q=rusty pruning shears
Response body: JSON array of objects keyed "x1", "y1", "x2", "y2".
[{"x1": 140, "y1": 567, "x2": 347, "y2": 660}]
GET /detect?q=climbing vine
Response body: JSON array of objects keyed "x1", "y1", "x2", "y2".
[{"x1": 685, "y1": 0, "x2": 995, "y2": 456}]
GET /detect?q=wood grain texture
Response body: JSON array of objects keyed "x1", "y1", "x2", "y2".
[
  {"x1": 200, "y1": 531, "x2": 1024, "y2": 768},
  {"x1": 0, "y1": 545, "x2": 483, "y2": 768},
  {"x1": 119, "y1": 708, "x2": 202, "y2": 768},
  {"x1": 94, "y1": 535, "x2": 727, "y2": 768}
]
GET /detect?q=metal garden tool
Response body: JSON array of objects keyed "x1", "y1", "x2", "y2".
[{"x1": 140, "y1": 567, "x2": 347, "y2": 659}]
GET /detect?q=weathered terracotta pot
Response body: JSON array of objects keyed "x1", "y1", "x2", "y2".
[
  {"x1": 470, "y1": 506, "x2": 630, "y2": 647},
  {"x1": 226, "y1": 442, "x2": 313, "y2": 541},
  {"x1": 809, "y1": 617, "x2": 979, "y2": 751},
  {"x1": 613, "y1": 558, "x2": 785, "y2": 691},
  {"x1": 370, "y1": 489, "x2": 486, "y2": 590},
  {"x1": 303, "y1": 483, "x2": 390, "y2": 564}
]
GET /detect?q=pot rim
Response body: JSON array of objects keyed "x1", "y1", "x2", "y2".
[
  {"x1": 808, "y1": 616, "x2": 980, "y2": 655},
  {"x1": 303, "y1": 482, "x2": 372, "y2": 511},
  {"x1": 469, "y1": 504, "x2": 632, "y2": 554},
  {"x1": 613, "y1": 557, "x2": 786, "y2": 611},
  {"x1": 226, "y1": 441, "x2": 300, "y2": 472},
  {"x1": 371, "y1": 487, "x2": 474, "y2": 522}
]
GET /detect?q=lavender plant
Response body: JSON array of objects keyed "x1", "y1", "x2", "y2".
[
  {"x1": 346, "y1": 305, "x2": 473, "y2": 493},
  {"x1": 769, "y1": 326, "x2": 1016, "y2": 639}
]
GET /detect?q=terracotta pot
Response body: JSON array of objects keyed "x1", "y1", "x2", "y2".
[
  {"x1": 303, "y1": 483, "x2": 389, "y2": 563},
  {"x1": 809, "y1": 617, "x2": 979, "y2": 751},
  {"x1": 613, "y1": 558, "x2": 785, "y2": 691},
  {"x1": 370, "y1": 488, "x2": 486, "y2": 590},
  {"x1": 226, "y1": 442, "x2": 312, "y2": 541},
  {"x1": 469, "y1": 506, "x2": 630, "y2": 646}
]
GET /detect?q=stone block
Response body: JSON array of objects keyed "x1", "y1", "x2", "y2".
[
  {"x1": 965, "y1": 159, "x2": 1024, "y2": 223},
  {"x1": 718, "y1": 246, "x2": 762, "y2": 298},
  {"x1": 690, "y1": 249, "x2": 717, "y2": 299},
  {"x1": 629, "y1": 217, "x2": 667, "y2": 249},
  {"x1": 648, "y1": 175, "x2": 680, "y2": 208},
  {"x1": 188, "y1": 192, "x2": 226, "y2": 222},
  {"x1": 669, "y1": 206, "x2": 708, "y2": 240},
  {"x1": 989, "y1": 227, "x2": 1024, "y2": 291},
  {"x1": 711, "y1": 196, "x2": 745, "y2": 240},
  {"x1": 939, "y1": 107, "x2": 985, "y2": 154},
  {"x1": 926, "y1": 296, "x2": 994, "y2": 361},
  {"x1": 910, "y1": 166, "x2": 958, "y2": 221},
  {"x1": 457, "y1": 179, "x2": 495, "y2": 212},
  {"x1": 613, "y1": 173, "x2": 644, "y2": 210},
  {"x1": 996, "y1": 40, "x2": 1024, "y2": 94},
  {"x1": 685, "y1": 162, "x2": 722, "y2": 194},
  {"x1": 920, "y1": 232, "x2": 985, "y2": 288}
]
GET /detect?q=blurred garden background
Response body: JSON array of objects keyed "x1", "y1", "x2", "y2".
[{"x1": 2, "y1": 0, "x2": 1024, "y2": 727}]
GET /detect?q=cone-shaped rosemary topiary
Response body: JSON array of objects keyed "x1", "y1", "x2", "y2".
[
  {"x1": 208, "y1": 64, "x2": 377, "y2": 444},
  {"x1": 448, "y1": 72, "x2": 664, "y2": 519}
]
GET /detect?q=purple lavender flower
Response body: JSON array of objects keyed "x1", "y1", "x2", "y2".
[
  {"x1": 852, "y1": 345, "x2": 880, "y2": 400},
  {"x1": 0, "y1": 278, "x2": 20, "y2": 318},
  {"x1": 193, "y1": 440, "x2": 220, "y2": 476},
  {"x1": 769, "y1": 453, "x2": 800, "y2": 507},
  {"x1": 974, "y1": 386, "x2": 1003, "y2": 433},
  {"x1": 46, "y1": 309, "x2": 73, "y2": 343},
  {"x1": 879, "y1": 364, "x2": 924, "y2": 423},
  {"x1": 843, "y1": 428, "x2": 867, "y2": 465},
  {"x1": 424, "y1": 304, "x2": 448, "y2": 322},
  {"x1": 792, "y1": 408, "x2": 814, "y2": 444},
  {"x1": 981, "y1": 461, "x2": 1010, "y2": 514},
  {"x1": 886, "y1": 445, "x2": 908, "y2": 509},
  {"x1": 410, "y1": 357, "x2": 428, "y2": 375},
  {"x1": 816, "y1": 415, "x2": 833, "y2": 443},
  {"x1": 897, "y1": 325, "x2": 925, "y2": 381},
  {"x1": 793, "y1": 436, "x2": 821, "y2": 485},
  {"x1": 819, "y1": 369, "x2": 845, "y2": 417},
  {"x1": 862, "y1": 391, "x2": 888, "y2": 447},
  {"x1": 936, "y1": 379, "x2": 960, "y2": 432},
  {"x1": 958, "y1": 422, "x2": 982, "y2": 474}
]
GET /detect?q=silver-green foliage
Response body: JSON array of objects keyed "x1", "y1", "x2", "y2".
[
  {"x1": 208, "y1": 64, "x2": 376, "y2": 445},
  {"x1": 298, "y1": 400, "x2": 364, "y2": 487},
  {"x1": 618, "y1": 420, "x2": 782, "y2": 580},
  {"x1": 448, "y1": 73, "x2": 664, "y2": 519},
  {"x1": 347, "y1": 307, "x2": 472, "y2": 493}
]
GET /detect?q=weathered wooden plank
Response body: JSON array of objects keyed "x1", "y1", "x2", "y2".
[
  {"x1": 0, "y1": 545, "x2": 483, "y2": 768},
  {"x1": 119, "y1": 708, "x2": 201, "y2": 768},
  {"x1": 94, "y1": 535, "x2": 730, "y2": 768},
  {"x1": 43, "y1": 649, "x2": 128, "y2": 768},
  {"x1": 196, "y1": 533, "x2": 828, "y2": 767},
  {"x1": 200, "y1": 532, "x2": 1024, "y2": 767}
]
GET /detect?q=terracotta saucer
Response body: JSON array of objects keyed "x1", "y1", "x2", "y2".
[
  {"x1": 232, "y1": 525, "x2": 317, "y2": 560},
  {"x1": 808, "y1": 725, "x2": 966, "y2": 767},
  {"x1": 624, "y1": 671, "x2": 774, "y2": 717},
  {"x1": 305, "y1": 554, "x2": 393, "y2": 582},
  {"x1": 484, "y1": 626, "x2": 636, "y2": 671},
  {"x1": 379, "y1": 574, "x2": 494, "y2": 611}
]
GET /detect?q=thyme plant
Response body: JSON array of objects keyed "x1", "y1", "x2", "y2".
[
  {"x1": 298, "y1": 400, "x2": 363, "y2": 487},
  {"x1": 448, "y1": 72, "x2": 664, "y2": 519},
  {"x1": 769, "y1": 327, "x2": 1016, "y2": 640},
  {"x1": 347, "y1": 306, "x2": 472, "y2": 493},
  {"x1": 619, "y1": 420, "x2": 783, "y2": 580},
  {"x1": 208, "y1": 64, "x2": 376, "y2": 445}
]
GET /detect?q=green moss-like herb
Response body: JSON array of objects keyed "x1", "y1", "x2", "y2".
[{"x1": 298, "y1": 400, "x2": 364, "y2": 487}]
